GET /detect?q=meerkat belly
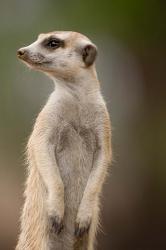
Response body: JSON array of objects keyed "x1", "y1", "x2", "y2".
[{"x1": 55, "y1": 124, "x2": 97, "y2": 208}]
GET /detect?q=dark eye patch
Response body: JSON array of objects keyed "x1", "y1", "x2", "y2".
[{"x1": 42, "y1": 36, "x2": 64, "y2": 49}]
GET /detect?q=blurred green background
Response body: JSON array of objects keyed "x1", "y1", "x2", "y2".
[{"x1": 0, "y1": 0, "x2": 166, "y2": 249}]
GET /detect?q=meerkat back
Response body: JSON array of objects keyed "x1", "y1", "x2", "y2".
[{"x1": 16, "y1": 31, "x2": 112, "y2": 250}]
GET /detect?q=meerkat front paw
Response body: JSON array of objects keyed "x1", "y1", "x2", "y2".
[
  {"x1": 75, "y1": 209, "x2": 92, "y2": 237},
  {"x1": 75, "y1": 219, "x2": 91, "y2": 238},
  {"x1": 49, "y1": 215, "x2": 64, "y2": 234},
  {"x1": 48, "y1": 208, "x2": 64, "y2": 235},
  {"x1": 46, "y1": 196, "x2": 64, "y2": 234}
]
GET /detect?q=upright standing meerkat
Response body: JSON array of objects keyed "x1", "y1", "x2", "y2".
[{"x1": 16, "y1": 31, "x2": 112, "y2": 250}]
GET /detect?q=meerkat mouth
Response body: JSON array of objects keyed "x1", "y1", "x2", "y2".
[
  {"x1": 25, "y1": 59, "x2": 51, "y2": 66},
  {"x1": 19, "y1": 56, "x2": 52, "y2": 70},
  {"x1": 17, "y1": 50, "x2": 51, "y2": 67},
  {"x1": 23, "y1": 60, "x2": 52, "y2": 72}
]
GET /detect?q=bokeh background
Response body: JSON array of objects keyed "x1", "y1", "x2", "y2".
[{"x1": 0, "y1": 1, "x2": 166, "y2": 249}]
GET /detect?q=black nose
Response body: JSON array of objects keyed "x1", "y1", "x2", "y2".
[{"x1": 17, "y1": 49, "x2": 26, "y2": 57}]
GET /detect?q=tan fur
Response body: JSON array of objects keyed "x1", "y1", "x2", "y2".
[{"x1": 16, "y1": 31, "x2": 112, "y2": 250}]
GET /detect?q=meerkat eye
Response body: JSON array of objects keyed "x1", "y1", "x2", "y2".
[{"x1": 46, "y1": 39, "x2": 61, "y2": 49}]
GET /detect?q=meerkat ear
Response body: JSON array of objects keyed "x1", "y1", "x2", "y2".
[{"x1": 82, "y1": 44, "x2": 98, "y2": 66}]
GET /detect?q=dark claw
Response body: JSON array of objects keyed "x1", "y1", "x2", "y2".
[
  {"x1": 75, "y1": 222, "x2": 90, "y2": 238},
  {"x1": 49, "y1": 216, "x2": 64, "y2": 234}
]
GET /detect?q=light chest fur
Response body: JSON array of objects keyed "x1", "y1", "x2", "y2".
[{"x1": 33, "y1": 86, "x2": 105, "y2": 194}]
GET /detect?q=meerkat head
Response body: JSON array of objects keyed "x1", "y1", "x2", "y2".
[{"x1": 17, "y1": 31, "x2": 97, "y2": 81}]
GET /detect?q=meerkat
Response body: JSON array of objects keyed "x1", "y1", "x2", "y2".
[{"x1": 16, "y1": 31, "x2": 112, "y2": 250}]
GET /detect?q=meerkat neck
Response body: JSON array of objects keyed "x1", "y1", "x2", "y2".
[{"x1": 51, "y1": 67, "x2": 100, "y2": 99}]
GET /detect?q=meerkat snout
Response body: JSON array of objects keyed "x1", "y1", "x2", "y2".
[
  {"x1": 17, "y1": 31, "x2": 98, "y2": 81},
  {"x1": 17, "y1": 48, "x2": 30, "y2": 62},
  {"x1": 17, "y1": 48, "x2": 25, "y2": 57}
]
